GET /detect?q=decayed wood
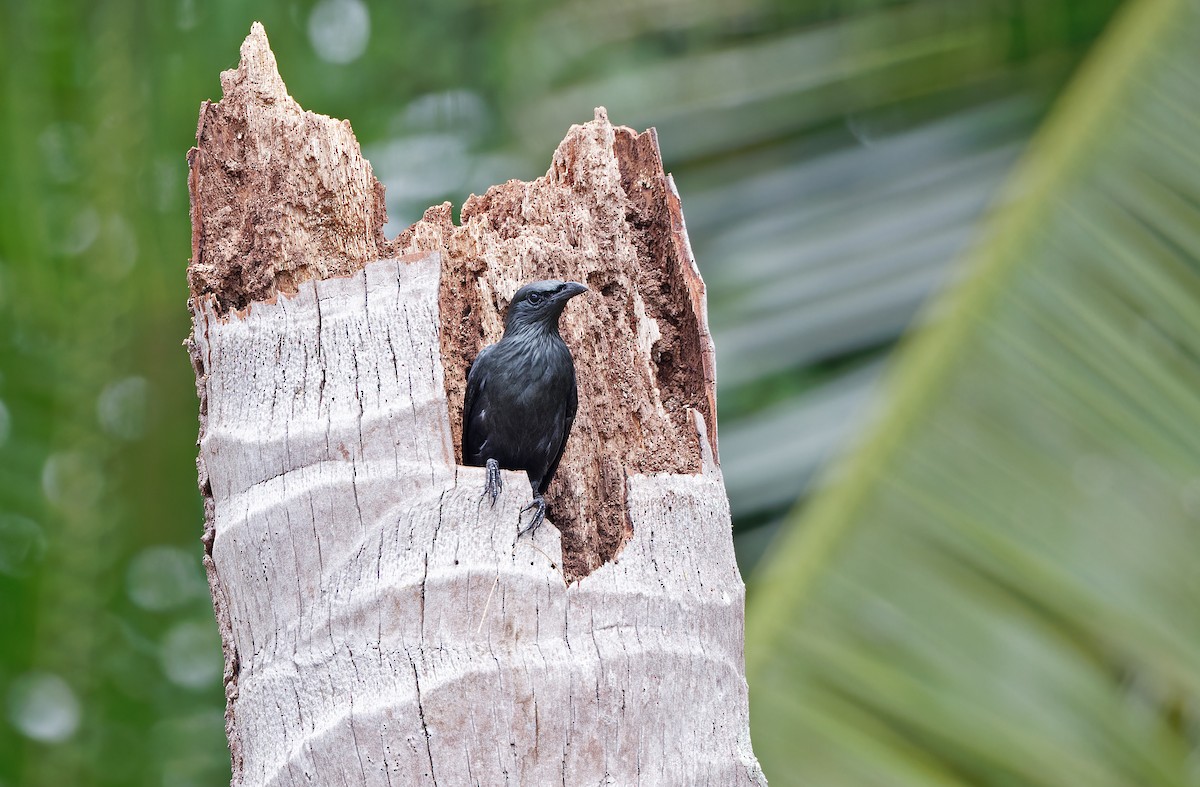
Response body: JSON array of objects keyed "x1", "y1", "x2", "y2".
[
  {"x1": 398, "y1": 109, "x2": 717, "y2": 581},
  {"x1": 187, "y1": 23, "x2": 390, "y2": 311},
  {"x1": 187, "y1": 22, "x2": 765, "y2": 787}
]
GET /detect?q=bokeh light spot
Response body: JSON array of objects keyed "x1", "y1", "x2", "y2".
[
  {"x1": 41, "y1": 451, "x2": 104, "y2": 509},
  {"x1": 97, "y1": 376, "x2": 149, "y2": 441},
  {"x1": 38, "y1": 123, "x2": 86, "y2": 184},
  {"x1": 7, "y1": 673, "x2": 81, "y2": 743},
  {"x1": 402, "y1": 90, "x2": 488, "y2": 137},
  {"x1": 127, "y1": 546, "x2": 205, "y2": 612},
  {"x1": 99, "y1": 213, "x2": 139, "y2": 280},
  {"x1": 308, "y1": 0, "x2": 370, "y2": 64},
  {"x1": 57, "y1": 204, "x2": 100, "y2": 256},
  {"x1": 0, "y1": 514, "x2": 47, "y2": 577},
  {"x1": 160, "y1": 621, "x2": 222, "y2": 690}
]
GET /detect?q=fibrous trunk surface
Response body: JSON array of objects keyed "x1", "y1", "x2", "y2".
[
  {"x1": 189, "y1": 30, "x2": 716, "y2": 583},
  {"x1": 187, "y1": 22, "x2": 762, "y2": 787}
]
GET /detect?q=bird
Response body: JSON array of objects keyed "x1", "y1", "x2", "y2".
[{"x1": 462, "y1": 279, "x2": 588, "y2": 536}]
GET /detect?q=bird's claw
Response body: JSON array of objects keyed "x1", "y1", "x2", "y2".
[
  {"x1": 517, "y1": 496, "x2": 546, "y2": 537},
  {"x1": 482, "y1": 459, "x2": 502, "y2": 507}
]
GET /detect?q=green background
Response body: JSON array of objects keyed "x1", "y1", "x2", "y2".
[{"x1": 3, "y1": 0, "x2": 1197, "y2": 784}]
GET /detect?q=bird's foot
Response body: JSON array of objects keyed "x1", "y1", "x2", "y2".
[
  {"x1": 481, "y1": 459, "x2": 502, "y2": 507},
  {"x1": 517, "y1": 495, "x2": 546, "y2": 537}
]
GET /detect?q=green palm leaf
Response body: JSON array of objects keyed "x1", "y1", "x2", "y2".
[{"x1": 745, "y1": 0, "x2": 1200, "y2": 784}]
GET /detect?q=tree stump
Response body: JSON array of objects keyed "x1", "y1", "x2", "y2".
[{"x1": 187, "y1": 22, "x2": 765, "y2": 786}]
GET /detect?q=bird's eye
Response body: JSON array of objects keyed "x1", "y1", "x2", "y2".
[{"x1": 527, "y1": 293, "x2": 543, "y2": 305}]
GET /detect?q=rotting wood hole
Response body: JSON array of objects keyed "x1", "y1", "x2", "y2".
[{"x1": 184, "y1": 31, "x2": 713, "y2": 584}]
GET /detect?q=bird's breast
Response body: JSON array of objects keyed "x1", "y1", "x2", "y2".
[
  {"x1": 480, "y1": 337, "x2": 572, "y2": 428},
  {"x1": 495, "y1": 342, "x2": 573, "y2": 404}
]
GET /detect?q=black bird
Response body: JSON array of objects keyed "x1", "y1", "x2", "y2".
[{"x1": 462, "y1": 280, "x2": 588, "y2": 536}]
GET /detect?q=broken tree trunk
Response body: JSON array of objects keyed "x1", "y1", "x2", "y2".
[{"x1": 187, "y1": 23, "x2": 766, "y2": 787}]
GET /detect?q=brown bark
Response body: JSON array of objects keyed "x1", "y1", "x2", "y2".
[
  {"x1": 188, "y1": 24, "x2": 718, "y2": 583},
  {"x1": 186, "y1": 23, "x2": 763, "y2": 787},
  {"x1": 395, "y1": 113, "x2": 716, "y2": 580}
]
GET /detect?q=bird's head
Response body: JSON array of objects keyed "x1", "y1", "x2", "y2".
[{"x1": 503, "y1": 280, "x2": 588, "y2": 334}]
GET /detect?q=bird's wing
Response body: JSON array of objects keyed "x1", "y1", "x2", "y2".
[
  {"x1": 462, "y1": 345, "x2": 493, "y2": 465},
  {"x1": 540, "y1": 364, "x2": 577, "y2": 495}
]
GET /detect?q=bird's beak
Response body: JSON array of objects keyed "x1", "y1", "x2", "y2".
[{"x1": 559, "y1": 282, "x2": 588, "y2": 300}]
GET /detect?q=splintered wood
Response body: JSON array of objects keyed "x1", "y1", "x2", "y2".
[
  {"x1": 187, "y1": 22, "x2": 764, "y2": 787},
  {"x1": 397, "y1": 112, "x2": 716, "y2": 580},
  {"x1": 187, "y1": 26, "x2": 390, "y2": 309}
]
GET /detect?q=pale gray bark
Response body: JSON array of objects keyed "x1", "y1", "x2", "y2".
[{"x1": 188, "y1": 23, "x2": 765, "y2": 787}]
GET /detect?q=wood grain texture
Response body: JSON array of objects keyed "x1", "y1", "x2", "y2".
[
  {"x1": 400, "y1": 110, "x2": 718, "y2": 581},
  {"x1": 192, "y1": 257, "x2": 764, "y2": 785},
  {"x1": 187, "y1": 23, "x2": 764, "y2": 786},
  {"x1": 187, "y1": 22, "x2": 389, "y2": 313}
]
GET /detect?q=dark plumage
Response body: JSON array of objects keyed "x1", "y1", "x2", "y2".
[{"x1": 462, "y1": 280, "x2": 588, "y2": 535}]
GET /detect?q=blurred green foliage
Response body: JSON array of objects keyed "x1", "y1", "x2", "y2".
[
  {"x1": 747, "y1": 0, "x2": 1200, "y2": 784},
  {"x1": 0, "y1": 0, "x2": 1141, "y2": 784}
]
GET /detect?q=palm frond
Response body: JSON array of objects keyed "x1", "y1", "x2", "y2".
[{"x1": 746, "y1": 0, "x2": 1200, "y2": 783}]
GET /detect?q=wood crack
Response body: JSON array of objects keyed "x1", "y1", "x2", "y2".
[
  {"x1": 409, "y1": 655, "x2": 438, "y2": 784},
  {"x1": 185, "y1": 23, "x2": 763, "y2": 787}
]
